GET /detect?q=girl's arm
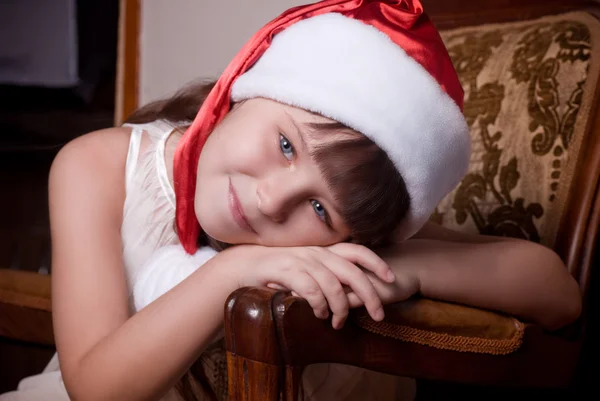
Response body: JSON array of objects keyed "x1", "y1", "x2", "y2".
[
  {"x1": 374, "y1": 223, "x2": 582, "y2": 331},
  {"x1": 50, "y1": 129, "x2": 241, "y2": 401},
  {"x1": 409, "y1": 221, "x2": 514, "y2": 243}
]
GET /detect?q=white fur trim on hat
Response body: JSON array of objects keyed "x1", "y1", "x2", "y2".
[{"x1": 231, "y1": 13, "x2": 471, "y2": 241}]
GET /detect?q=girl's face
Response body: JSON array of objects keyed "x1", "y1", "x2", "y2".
[{"x1": 195, "y1": 98, "x2": 351, "y2": 246}]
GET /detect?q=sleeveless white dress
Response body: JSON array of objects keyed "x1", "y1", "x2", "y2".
[{"x1": 0, "y1": 120, "x2": 416, "y2": 401}]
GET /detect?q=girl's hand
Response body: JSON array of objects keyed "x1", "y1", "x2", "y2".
[
  {"x1": 226, "y1": 243, "x2": 395, "y2": 329},
  {"x1": 345, "y1": 266, "x2": 421, "y2": 310}
]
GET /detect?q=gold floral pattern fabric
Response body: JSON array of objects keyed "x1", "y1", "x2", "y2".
[{"x1": 433, "y1": 12, "x2": 600, "y2": 247}]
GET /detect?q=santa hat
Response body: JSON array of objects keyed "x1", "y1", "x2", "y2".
[{"x1": 174, "y1": 0, "x2": 471, "y2": 254}]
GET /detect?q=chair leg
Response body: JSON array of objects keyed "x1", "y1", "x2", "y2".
[
  {"x1": 282, "y1": 366, "x2": 304, "y2": 401},
  {"x1": 227, "y1": 351, "x2": 280, "y2": 401}
]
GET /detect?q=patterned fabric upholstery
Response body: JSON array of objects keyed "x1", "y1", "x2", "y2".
[{"x1": 434, "y1": 11, "x2": 600, "y2": 248}]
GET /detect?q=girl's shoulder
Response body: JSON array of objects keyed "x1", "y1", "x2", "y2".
[
  {"x1": 51, "y1": 126, "x2": 133, "y2": 179},
  {"x1": 49, "y1": 127, "x2": 135, "y2": 217}
]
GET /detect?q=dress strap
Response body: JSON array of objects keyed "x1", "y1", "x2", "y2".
[
  {"x1": 122, "y1": 120, "x2": 181, "y2": 200},
  {"x1": 155, "y1": 129, "x2": 177, "y2": 209},
  {"x1": 124, "y1": 125, "x2": 144, "y2": 193}
]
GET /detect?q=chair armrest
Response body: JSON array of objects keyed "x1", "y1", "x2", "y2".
[
  {"x1": 0, "y1": 268, "x2": 54, "y2": 345},
  {"x1": 353, "y1": 297, "x2": 524, "y2": 355},
  {"x1": 225, "y1": 287, "x2": 582, "y2": 388}
]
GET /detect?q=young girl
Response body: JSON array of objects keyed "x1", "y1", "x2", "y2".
[{"x1": 0, "y1": 1, "x2": 582, "y2": 400}]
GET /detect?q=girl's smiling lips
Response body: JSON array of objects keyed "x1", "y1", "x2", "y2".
[{"x1": 228, "y1": 178, "x2": 256, "y2": 233}]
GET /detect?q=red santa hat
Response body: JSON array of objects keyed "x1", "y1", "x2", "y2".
[{"x1": 174, "y1": 0, "x2": 471, "y2": 254}]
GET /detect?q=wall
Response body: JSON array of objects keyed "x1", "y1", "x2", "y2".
[
  {"x1": 139, "y1": 0, "x2": 315, "y2": 105},
  {"x1": 0, "y1": 0, "x2": 78, "y2": 87}
]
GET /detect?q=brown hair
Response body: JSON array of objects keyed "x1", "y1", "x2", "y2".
[
  {"x1": 307, "y1": 122, "x2": 409, "y2": 246},
  {"x1": 126, "y1": 79, "x2": 215, "y2": 125},
  {"x1": 125, "y1": 80, "x2": 410, "y2": 399}
]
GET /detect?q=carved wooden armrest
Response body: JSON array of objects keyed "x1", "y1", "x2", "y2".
[
  {"x1": 225, "y1": 287, "x2": 582, "y2": 388},
  {"x1": 0, "y1": 268, "x2": 54, "y2": 345}
]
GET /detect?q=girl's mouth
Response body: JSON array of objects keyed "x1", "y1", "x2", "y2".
[{"x1": 228, "y1": 178, "x2": 256, "y2": 233}]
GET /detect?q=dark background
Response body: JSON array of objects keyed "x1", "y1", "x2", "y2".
[{"x1": 0, "y1": 0, "x2": 119, "y2": 392}]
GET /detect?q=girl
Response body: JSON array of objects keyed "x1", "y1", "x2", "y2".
[{"x1": 0, "y1": 1, "x2": 581, "y2": 401}]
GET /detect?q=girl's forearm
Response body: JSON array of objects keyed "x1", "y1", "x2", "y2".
[
  {"x1": 66, "y1": 255, "x2": 237, "y2": 401},
  {"x1": 378, "y1": 239, "x2": 582, "y2": 331}
]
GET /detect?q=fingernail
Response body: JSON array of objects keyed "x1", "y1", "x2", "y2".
[
  {"x1": 387, "y1": 270, "x2": 396, "y2": 282},
  {"x1": 375, "y1": 307, "x2": 385, "y2": 321}
]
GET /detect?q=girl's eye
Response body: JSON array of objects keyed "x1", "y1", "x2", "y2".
[
  {"x1": 311, "y1": 199, "x2": 327, "y2": 222},
  {"x1": 279, "y1": 134, "x2": 294, "y2": 161}
]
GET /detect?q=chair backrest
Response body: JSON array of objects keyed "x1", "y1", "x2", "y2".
[{"x1": 428, "y1": 0, "x2": 600, "y2": 316}]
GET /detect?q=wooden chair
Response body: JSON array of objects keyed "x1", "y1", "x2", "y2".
[
  {"x1": 223, "y1": 0, "x2": 600, "y2": 399},
  {"x1": 0, "y1": 270, "x2": 54, "y2": 393}
]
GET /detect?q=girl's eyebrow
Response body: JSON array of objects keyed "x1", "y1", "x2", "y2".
[{"x1": 283, "y1": 111, "x2": 309, "y2": 153}]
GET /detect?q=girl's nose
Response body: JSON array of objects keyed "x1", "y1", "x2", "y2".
[{"x1": 256, "y1": 171, "x2": 307, "y2": 223}]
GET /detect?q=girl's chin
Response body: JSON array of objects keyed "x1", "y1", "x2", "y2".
[{"x1": 203, "y1": 226, "x2": 248, "y2": 245}]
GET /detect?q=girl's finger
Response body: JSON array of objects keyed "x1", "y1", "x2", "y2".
[
  {"x1": 273, "y1": 272, "x2": 330, "y2": 320},
  {"x1": 348, "y1": 272, "x2": 419, "y2": 309},
  {"x1": 346, "y1": 291, "x2": 363, "y2": 308},
  {"x1": 318, "y1": 251, "x2": 384, "y2": 322},
  {"x1": 332, "y1": 314, "x2": 347, "y2": 330},
  {"x1": 327, "y1": 243, "x2": 395, "y2": 283},
  {"x1": 302, "y1": 260, "x2": 350, "y2": 329},
  {"x1": 260, "y1": 255, "x2": 330, "y2": 319},
  {"x1": 266, "y1": 283, "x2": 288, "y2": 291}
]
